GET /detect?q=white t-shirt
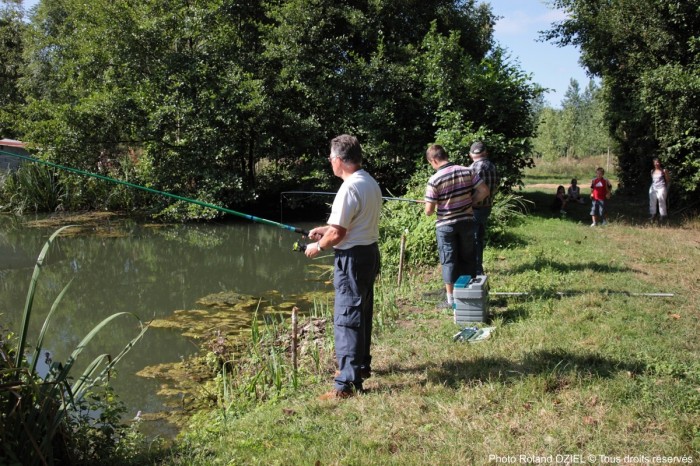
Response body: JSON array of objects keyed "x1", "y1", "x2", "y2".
[{"x1": 327, "y1": 169, "x2": 382, "y2": 250}]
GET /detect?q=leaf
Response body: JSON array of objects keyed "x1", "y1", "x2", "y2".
[{"x1": 16, "y1": 225, "x2": 76, "y2": 367}]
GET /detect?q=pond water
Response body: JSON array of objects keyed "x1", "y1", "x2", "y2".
[{"x1": 0, "y1": 213, "x2": 331, "y2": 436}]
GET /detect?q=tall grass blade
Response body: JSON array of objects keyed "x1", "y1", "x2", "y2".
[
  {"x1": 29, "y1": 279, "x2": 74, "y2": 375},
  {"x1": 52, "y1": 312, "x2": 145, "y2": 389},
  {"x1": 3, "y1": 226, "x2": 148, "y2": 465},
  {"x1": 72, "y1": 321, "x2": 148, "y2": 401},
  {"x1": 16, "y1": 225, "x2": 75, "y2": 367},
  {"x1": 40, "y1": 312, "x2": 146, "y2": 453}
]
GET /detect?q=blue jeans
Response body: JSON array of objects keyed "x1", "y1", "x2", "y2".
[
  {"x1": 473, "y1": 207, "x2": 491, "y2": 276},
  {"x1": 590, "y1": 199, "x2": 605, "y2": 218},
  {"x1": 436, "y1": 220, "x2": 476, "y2": 285},
  {"x1": 333, "y1": 243, "x2": 380, "y2": 392}
]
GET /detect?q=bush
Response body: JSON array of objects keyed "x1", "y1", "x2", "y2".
[
  {"x1": 379, "y1": 174, "x2": 532, "y2": 277},
  {"x1": 379, "y1": 190, "x2": 436, "y2": 276},
  {"x1": 0, "y1": 163, "x2": 64, "y2": 213}
]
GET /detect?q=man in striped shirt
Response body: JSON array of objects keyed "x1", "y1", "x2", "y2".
[{"x1": 424, "y1": 144, "x2": 490, "y2": 310}]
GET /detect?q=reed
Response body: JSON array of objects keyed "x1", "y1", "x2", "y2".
[{"x1": 0, "y1": 163, "x2": 64, "y2": 214}]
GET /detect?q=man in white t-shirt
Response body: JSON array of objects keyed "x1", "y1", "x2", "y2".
[{"x1": 305, "y1": 134, "x2": 382, "y2": 400}]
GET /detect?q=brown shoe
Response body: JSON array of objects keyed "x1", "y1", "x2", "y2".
[{"x1": 318, "y1": 389, "x2": 354, "y2": 400}]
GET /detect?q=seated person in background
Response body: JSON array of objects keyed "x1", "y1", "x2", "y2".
[
  {"x1": 551, "y1": 185, "x2": 568, "y2": 214},
  {"x1": 567, "y1": 178, "x2": 585, "y2": 204}
]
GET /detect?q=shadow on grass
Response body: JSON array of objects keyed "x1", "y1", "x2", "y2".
[
  {"x1": 489, "y1": 231, "x2": 528, "y2": 249},
  {"x1": 519, "y1": 190, "x2": 592, "y2": 223},
  {"x1": 504, "y1": 260, "x2": 633, "y2": 276},
  {"x1": 491, "y1": 303, "x2": 530, "y2": 323},
  {"x1": 520, "y1": 189, "x2": 684, "y2": 228},
  {"x1": 431, "y1": 348, "x2": 647, "y2": 389}
]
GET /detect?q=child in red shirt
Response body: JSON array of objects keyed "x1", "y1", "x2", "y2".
[{"x1": 590, "y1": 167, "x2": 613, "y2": 226}]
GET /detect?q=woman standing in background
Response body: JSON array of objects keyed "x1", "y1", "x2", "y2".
[{"x1": 649, "y1": 158, "x2": 671, "y2": 224}]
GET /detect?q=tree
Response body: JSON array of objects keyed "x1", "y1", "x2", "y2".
[
  {"x1": 15, "y1": 0, "x2": 544, "y2": 218},
  {"x1": 0, "y1": 0, "x2": 25, "y2": 138},
  {"x1": 544, "y1": 0, "x2": 700, "y2": 201},
  {"x1": 560, "y1": 79, "x2": 583, "y2": 158},
  {"x1": 533, "y1": 107, "x2": 565, "y2": 161},
  {"x1": 578, "y1": 80, "x2": 612, "y2": 157},
  {"x1": 260, "y1": 0, "x2": 501, "y2": 192},
  {"x1": 533, "y1": 79, "x2": 612, "y2": 161},
  {"x1": 423, "y1": 35, "x2": 542, "y2": 191},
  {"x1": 21, "y1": 0, "x2": 271, "y2": 217}
]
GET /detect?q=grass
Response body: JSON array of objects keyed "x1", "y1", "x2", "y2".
[
  {"x1": 152, "y1": 162, "x2": 699, "y2": 465},
  {"x1": 525, "y1": 155, "x2": 617, "y2": 186}
]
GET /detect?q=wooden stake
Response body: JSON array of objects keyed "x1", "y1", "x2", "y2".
[
  {"x1": 397, "y1": 232, "x2": 407, "y2": 286},
  {"x1": 291, "y1": 306, "x2": 298, "y2": 372}
]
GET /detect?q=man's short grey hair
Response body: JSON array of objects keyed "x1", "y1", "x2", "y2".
[{"x1": 330, "y1": 134, "x2": 363, "y2": 165}]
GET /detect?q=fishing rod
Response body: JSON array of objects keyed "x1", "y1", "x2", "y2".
[{"x1": 0, "y1": 149, "x2": 311, "y2": 242}]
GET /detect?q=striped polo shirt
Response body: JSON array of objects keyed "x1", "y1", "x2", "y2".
[{"x1": 425, "y1": 162, "x2": 482, "y2": 227}]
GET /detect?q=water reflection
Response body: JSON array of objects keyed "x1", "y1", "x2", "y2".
[{"x1": 0, "y1": 214, "x2": 330, "y2": 434}]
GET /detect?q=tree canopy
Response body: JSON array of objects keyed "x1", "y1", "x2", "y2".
[
  {"x1": 3, "y1": 0, "x2": 543, "y2": 218},
  {"x1": 544, "y1": 0, "x2": 700, "y2": 202},
  {"x1": 0, "y1": 0, "x2": 25, "y2": 138}
]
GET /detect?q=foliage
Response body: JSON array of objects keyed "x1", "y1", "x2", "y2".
[
  {"x1": 544, "y1": 0, "x2": 700, "y2": 203},
  {"x1": 0, "y1": 0, "x2": 25, "y2": 138},
  {"x1": 212, "y1": 304, "x2": 335, "y2": 409},
  {"x1": 487, "y1": 191, "x2": 532, "y2": 244},
  {"x1": 433, "y1": 110, "x2": 535, "y2": 192},
  {"x1": 0, "y1": 226, "x2": 149, "y2": 465},
  {"x1": 534, "y1": 79, "x2": 615, "y2": 161},
  {"x1": 261, "y1": 0, "x2": 498, "y2": 192},
  {"x1": 9, "y1": 0, "x2": 542, "y2": 219},
  {"x1": 0, "y1": 162, "x2": 64, "y2": 213},
  {"x1": 378, "y1": 175, "x2": 532, "y2": 276},
  {"x1": 379, "y1": 189, "x2": 437, "y2": 276},
  {"x1": 640, "y1": 63, "x2": 700, "y2": 195}
]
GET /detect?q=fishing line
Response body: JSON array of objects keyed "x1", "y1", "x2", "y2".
[
  {"x1": 0, "y1": 149, "x2": 310, "y2": 239},
  {"x1": 281, "y1": 191, "x2": 424, "y2": 204},
  {"x1": 279, "y1": 191, "x2": 424, "y2": 224}
]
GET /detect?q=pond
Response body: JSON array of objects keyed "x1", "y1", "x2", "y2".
[{"x1": 0, "y1": 212, "x2": 332, "y2": 437}]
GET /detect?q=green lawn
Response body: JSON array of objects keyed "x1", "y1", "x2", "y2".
[{"x1": 157, "y1": 180, "x2": 699, "y2": 465}]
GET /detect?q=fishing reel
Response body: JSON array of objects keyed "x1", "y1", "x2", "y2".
[{"x1": 292, "y1": 238, "x2": 310, "y2": 253}]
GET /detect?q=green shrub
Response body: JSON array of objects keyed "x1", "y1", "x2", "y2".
[
  {"x1": 378, "y1": 174, "x2": 532, "y2": 276},
  {"x1": 379, "y1": 192, "x2": 436, "y2": 276},
  {"x1": 487, "y1": 191, "x2": 532, "y2": 246},
  {"x1": 0, "y1": 163, "x2": 64, "y2": 213}
]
